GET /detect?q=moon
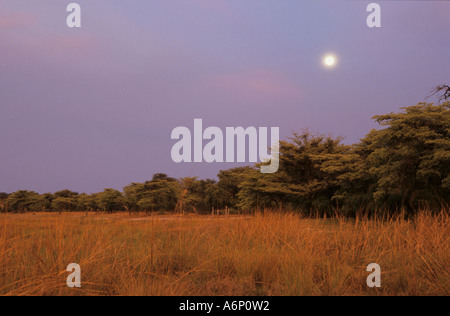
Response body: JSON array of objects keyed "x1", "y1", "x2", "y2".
[{"x1": 323, "y1": 54, "x2": 337, "y2": 68}]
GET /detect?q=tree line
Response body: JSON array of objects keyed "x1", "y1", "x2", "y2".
[{"x1": 1, "y1": 101, "x2": 449, "y2": 216}]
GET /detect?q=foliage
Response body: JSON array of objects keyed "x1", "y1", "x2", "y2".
[
  {"x1": 96, "y1": 189, "x2": 124, "y2": 213},
  {"x1": 6, "y1": 191, "x2": 41, "y2": 213},
  {"x1": 123, "y1": 174, "x2": 179, "y2": 213},
  {"x1": 237, "y1": 103, "x2": 450, "y2": 215},
  {"x1": 366, "y1": 103, "x2": 450, "y2": 211},
  {"x1": 4, "y1": 102, "x2": 449, "y2": 216}
]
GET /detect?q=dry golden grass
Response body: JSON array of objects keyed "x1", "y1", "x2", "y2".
[{"x1": 0, "y1": 211, "x2": 448, "y2": 296}]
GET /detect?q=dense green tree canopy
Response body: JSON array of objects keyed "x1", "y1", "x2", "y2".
[
  {"x1": 123, "y1": 174, "x2": 179, "y2": 213},
  {"x1": 3, "y1": 102, "x2": 449, "y2": 216},
  {"x1": 238, "y1": 102, "x2": 449, "y2": 215},
  {"x1": 367, "y1": 102, "x2": 450, "y2": 210},
  {"x1": 6, "y1": 191, "x2": 41, "y2": 213},
  {"x1": 97, "y1": 189, "x2": 124, "y2": 213}
]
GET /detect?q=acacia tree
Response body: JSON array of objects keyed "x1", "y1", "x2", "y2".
[
  {"x1": 6, "y1": 190, "x2": 40, "y2": 213},
  {"x1": 176, "y1": 178, "x2": 218, "y2": 214},
  {"x1": 217, "y1": 167, "x2": 253, "y2": 210},
  {"x1": 236, "y1": 103, "x2": 449, "y2": 215},
  {"x1": 123, "y1": 174, "x2": 179, "y2": 213},
  {"x1": 365, "y1": 102, "x2": 450, "y2": 211},
  {"x1": 143, "y1": 174, "x2": 179, "y2": 213},
  {"x1": 78, "y1": 193, "x2": 98, "y2": 213},
  {"x1": 39, "y1": 193, "x2": 54, "y2": 211},
  {"x1": 52, "y1": 190, "x2": 79, "y2": 213},
  {"x1": 278, "y1": 131, "x2": 352, "y2": 213},
  {"x1": 123, "y1": 183, "x2": 145, "y2": 213},
  {"x1": 97, "y1": 189, "x2": 124, "y2": 213},
  {"x1": 52, "y1": 197, "x2": 78, "y2": 213},
  {"x1": 238, "y1": 131, "x2": 353, "y2": 214}
]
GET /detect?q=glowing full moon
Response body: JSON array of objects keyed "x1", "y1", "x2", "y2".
[{"x1": 323, "y1": 54, "x2": 337, "y2": 68}]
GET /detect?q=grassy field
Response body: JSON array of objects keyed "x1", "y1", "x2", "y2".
[{"x1": 0, "y1": 211, "x2": 448, "y2": 296}]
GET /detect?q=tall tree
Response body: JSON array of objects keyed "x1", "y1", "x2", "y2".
[
  {"x1": 6, "y1": 191, "x2": 40, "y2": 213},
  {"x1": 217, "y1": 167, "x2": 254, "y2": 210},
  {"x1": 123, "y1": 183, "x2": 145, "y2": 213},
  {"x1": 96, "y1": 189, "x2": 124, "y2": 213},
  {"x1": 176, "y1": 178, "x2": 218, "y2": 214},
  {"x1": 142, "y1": 174, "x2": 179, "y2": 213},
  {"x1": 52, "y1": 197, "x2": 78, "y2": 213},
  {"x1": 78, "y1": 193, "x2": 98, "y2": 212},
  {"x1": 366, "y1": 102, "x2": 450, "y2": 211},
  {"x1": 124, "y1": 174, "x2": 179, "y2": 213}
]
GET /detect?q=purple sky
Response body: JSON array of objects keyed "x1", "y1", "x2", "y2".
[{"x1": 1, "y1": 1, "x2": 449, "y2": 194}]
